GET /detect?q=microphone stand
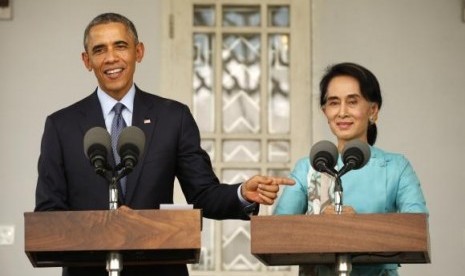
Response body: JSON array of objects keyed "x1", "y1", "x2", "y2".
[
  {"x1": 333, "y1": 160, "x2": 355, "y2": 215},
  {"x1": 104, "y1": 168, "x2": 124, "y2": 276},
  {"x1": 109, "y1": 176, "x2": 119, "y2": 210},
  {"x1": 333, "y1": 177, "x2": 343, "y2": 215},
  {"x1": 333, "y1": 173, "x2": 352, "y2": 276}
]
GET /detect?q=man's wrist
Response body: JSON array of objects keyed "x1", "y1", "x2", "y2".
[
  {"x1": 237, "y1": 184, "x2": 258, "y2": 216},
  {"x1": 237, "y1": 184, "x2": 252, "y2": 205}
]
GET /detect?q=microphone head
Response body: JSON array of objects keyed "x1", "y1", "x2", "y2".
[
  {"x1": 341, "y1": 139, "x2": 371, "y2": 170},
  {"x1": 309, "y1": 140, "x2": 339, "y2": 172},
  {"x1": 83, "y1": 127, "x2": 111, "y2": 159},
  {"x1": 117, "y1": 126, "x2": 146, "y2": 167}
]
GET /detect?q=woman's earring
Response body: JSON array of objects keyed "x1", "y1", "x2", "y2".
[{"x1": 369, "y1": 116, "x2": 375, "y2": 125}]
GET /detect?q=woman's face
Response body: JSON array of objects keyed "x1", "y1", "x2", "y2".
[{"x1": 322, "y1": 75, "x2": 379, "y2": 150}]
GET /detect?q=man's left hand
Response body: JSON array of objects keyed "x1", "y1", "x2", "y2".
[{"x1": 241, "y1": 175, "x2": 295, "y2": 205}]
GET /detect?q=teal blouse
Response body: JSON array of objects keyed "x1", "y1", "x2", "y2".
[{"x1": 274, "y1": 146, "x2": 428, "y2": 275}]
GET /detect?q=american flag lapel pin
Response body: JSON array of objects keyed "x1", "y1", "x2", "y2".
[{"x1": 144, "y1": 118, "x2": 151, "y2": 124}]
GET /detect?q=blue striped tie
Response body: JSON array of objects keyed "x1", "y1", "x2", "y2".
[{"x1": 111, "y1": 103, "x2": 127, "y2": 196}]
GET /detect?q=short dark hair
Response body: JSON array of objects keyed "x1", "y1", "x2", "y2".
[
  {"x1": 83, "y1": 12, "x2": 139, "y2": 51},
  {"x1": 319, "y1": 62, "x2": 382, "y2": 145}
]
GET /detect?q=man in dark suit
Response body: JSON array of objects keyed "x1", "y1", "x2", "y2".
[{"x1": 35, "y1": 12, "x2": 294, "y2": 276}]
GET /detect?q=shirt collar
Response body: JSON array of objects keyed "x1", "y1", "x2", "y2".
[{"x1": 97, "y1": 84, "x2": 136, "y2": 116}]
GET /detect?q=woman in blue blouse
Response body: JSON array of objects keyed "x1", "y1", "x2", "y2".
[{"x1": 273, "y1": 62, "x2": 428, "y2": 276}]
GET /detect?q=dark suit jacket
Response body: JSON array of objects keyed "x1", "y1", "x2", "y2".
[{"x1": 35, "y1": 87, "x2": 252, "y2": 275}]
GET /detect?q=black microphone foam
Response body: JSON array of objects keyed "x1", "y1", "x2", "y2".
[
  {"x1": 341, "y1": 139, "x2": 371, "y2": 170},
  {"x1": 309, "y1": 140, "x2": 339, "y2": 173},
  {"x1": 83, "y1": 127, "x2": 111, "y2": 171},
  {"x1": 117, "y1": 126, "x2": 145, "y2": 169}
]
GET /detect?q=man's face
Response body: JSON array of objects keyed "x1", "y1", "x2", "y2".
[{"x1": 82, "y1": 22, "x2": 144, "y2": 100}]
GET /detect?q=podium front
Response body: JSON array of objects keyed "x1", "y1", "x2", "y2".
[
  {"x1": 24, "y1": 208, "x2": 201, "y2": 267},
  {"x1": 251, "y1": 213, "x2": 430, "y2": 266}
]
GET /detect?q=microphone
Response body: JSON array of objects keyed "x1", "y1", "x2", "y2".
[
  {"x1": 338, "y1": 139, "x2": 371, "y2": 177},
  {"x1": 116, "y1": 126, "x2": 145, "y2": 172},
  {"x1": 83, "y1": 127, "x2": 111, "y2": 175},
  {"x1": 309, "y1": 140, "x2": 339, "y2": 176}
]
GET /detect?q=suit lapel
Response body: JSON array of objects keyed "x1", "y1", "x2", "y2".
[
  {"x1": 125, "y1": 88, "x2": 158, "y2": 204},
  {"x1": 77, "y1": 91, "x2": 106, "y2": 133},
  {"x1": 76, "y1": 91, "x2": 119, "y2": 199}
]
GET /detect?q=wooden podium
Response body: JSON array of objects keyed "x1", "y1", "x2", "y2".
[
  {"x1": 251, "y1": 213, "x2": 430, "y2": 266},
  {"x1": 24, "y1": 208, "x2": 201, "y2": 267}
]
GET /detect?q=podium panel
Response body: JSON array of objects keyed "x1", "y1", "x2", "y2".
[
  {"x1": 24, "y1": 208, "x2": 201, "y2": 267},
  {"x1": 251, "y1": 213, "x2": 430, "y2": 266}
]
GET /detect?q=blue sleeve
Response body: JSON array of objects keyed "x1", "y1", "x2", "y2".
[
  {"x1": 395, "y1": 156, "x2": 428, "y2": 214},
  {"x1": 273, "y1": 158, "x2": 309, "y2": 215}
]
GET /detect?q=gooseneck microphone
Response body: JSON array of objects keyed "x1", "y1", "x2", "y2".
[
  {"x1": 309, "y1": 140, "x2": 339, "y2": 176},
  {"x1": 83, "y1": 126, "x2": 146, "y2": 180},
  {"x1": 309, "y1": 139, "x2": 371, "y2": 215},
  {"x1": 338, "y1": 139, "x2": 371, "y2": 177},
  {"x1": 83, "y1": 126, "x2": 145, "y2": 276},
  {"x1": 116, "y1": 126, "x2": 145, "y2": 174},
  {"x1": 83, "y1": 127, "x2": 112, "y2": 176}
]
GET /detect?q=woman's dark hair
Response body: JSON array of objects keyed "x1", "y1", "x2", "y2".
[
  {"x1": 83, "y1": 13, "x2": 139, "y2": 51},
  {"x1": 319, "y1": 62, "x2": 382, "y2": 145}
]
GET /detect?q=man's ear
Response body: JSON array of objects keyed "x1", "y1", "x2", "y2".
[
  {"x1": 135, "y1": 42, "x2": 145, "y2": 63},
  {"x1": 81, "y1": 52, "x2": 92, "y2": 71}
]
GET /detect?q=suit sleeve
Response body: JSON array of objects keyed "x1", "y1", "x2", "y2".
[
  {"x1": 35, "y1": 116, "x2": 69, "y2": 211},
  {"x1": 174, "y1": 105, "x2": 251, "y2": 220}
]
